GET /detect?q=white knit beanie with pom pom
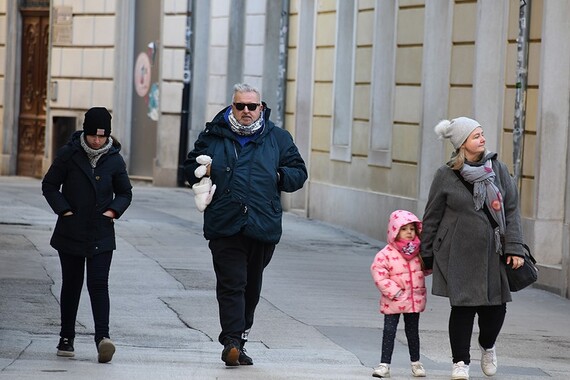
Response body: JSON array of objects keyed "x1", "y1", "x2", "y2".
[{"x1": 434, "y1": 117, "x2": 481, "y2": 150}]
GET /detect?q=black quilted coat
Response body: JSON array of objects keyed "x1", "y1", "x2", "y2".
[{"x1": 42, "y1": 131, "x2": 132, "y2": 257}]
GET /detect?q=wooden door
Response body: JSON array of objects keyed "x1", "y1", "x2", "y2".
[{"x1": 17, "y1": 10, "x2": 49, "y2": 178}]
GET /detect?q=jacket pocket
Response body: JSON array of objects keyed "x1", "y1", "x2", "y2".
[
  {"x1": 270, "y1": 199, "x2": 282, "y2": 214},
  {"x1": 98, "y1": 214, "x2": 115, "y2": 237},
  {"x1": 434, "y1": 226, "x2": 448, "y2": 252},
  {"x1": 56, "y1": 213, "x2": 78, "y2": 235}
]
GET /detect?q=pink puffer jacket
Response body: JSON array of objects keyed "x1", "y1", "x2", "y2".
[{"x1": 370, "y1": 210, "x2": 428, "y2": 315}]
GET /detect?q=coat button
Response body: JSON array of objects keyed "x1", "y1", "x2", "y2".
[
  {"x1": 95, "y1": 176, "x2": 100, "y2": 180},
  {"x1": 225, "y1": 189, "x2": 230, "y2": 194},
  {"x1": 226, "y1": 167, "x2": 230, "y2": 172}
]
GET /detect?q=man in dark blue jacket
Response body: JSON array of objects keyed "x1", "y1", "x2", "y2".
[{"x1": 184, "y1": 83, "x2": 307, "y2": 367}]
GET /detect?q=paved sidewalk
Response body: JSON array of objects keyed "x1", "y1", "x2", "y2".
[{"x1": 1, "y1": 176, "x2": 569, "y2": 379}]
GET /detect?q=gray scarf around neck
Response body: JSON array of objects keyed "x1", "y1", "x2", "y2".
[
  {"x1": 460, "y1": 155, "x2": 506, "y2": 252},
  {"x1": 228, "y1": 109, "x2": 264, "y2": 136},
  {"x1": 80, "y1": 132, "x2": 113, "y2": 168}
]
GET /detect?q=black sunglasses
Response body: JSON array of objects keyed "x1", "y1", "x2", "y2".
[{"x1": 233, "y1": 102, "x2": 260, "y2": 111}]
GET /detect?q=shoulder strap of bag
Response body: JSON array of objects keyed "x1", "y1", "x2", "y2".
[
  {"x1": 452, "y1": 170, "x2": 498, "y2": 228},
  {"x1": 522, "y1": 243, "x2": 537, "y2": 264}
]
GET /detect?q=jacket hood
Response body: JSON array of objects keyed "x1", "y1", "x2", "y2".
[{"x1": 386, "y1": 210, "x2": 422, "y2": 245}]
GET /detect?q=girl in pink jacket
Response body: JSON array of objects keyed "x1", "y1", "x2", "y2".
[{"x1": 370, "y1": 210, "x2": 428, "y2": 378}]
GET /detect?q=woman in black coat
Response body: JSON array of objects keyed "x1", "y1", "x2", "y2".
[{"x1": 42, "y1": 107, "x2": 132, "y2": 363}]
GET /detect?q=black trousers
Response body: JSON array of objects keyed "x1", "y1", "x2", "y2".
[
  {"x1": 209, "y1": 233, "x2": 275, "y2": 345},
  {"x1": 58, "y1": 251, "x2": 113, "y2": 343},
  {"x1": 449, "y1": 304, "x2": 506, "y2": 364},
  {"x1": 381, "y1": 313, "x2": 421, "y2": 363}
]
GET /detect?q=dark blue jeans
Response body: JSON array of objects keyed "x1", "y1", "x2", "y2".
[
  {"x1": 209, "y1": 233, "x2": 275, "y2": 345},
  {"x1": 449, "y1": 304, "x2": 506, "y2": 364},
  {"x1": 58, "y1": 251, "x2": 113, "y2": 343}
]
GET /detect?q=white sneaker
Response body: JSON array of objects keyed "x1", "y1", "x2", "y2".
[
  {"x1": 479, "y1": 344, "x2": 497, "y2": 376},
  {"x1": 411, "y1": 361, "x2": 426, "y2": 377},
  {"x1": 451, "y1": 361, "x2": 470, "y2": 379},
  {"x1": 372, "y1": 363, "x2": 390, "y2": 378},
  {"x1": 97, "y1": 338, "x2": 115, "y2": 363}
]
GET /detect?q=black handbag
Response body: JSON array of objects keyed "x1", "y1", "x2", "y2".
[{"x1": 504, "y1": 243, "x2": 538, "y2": 292}]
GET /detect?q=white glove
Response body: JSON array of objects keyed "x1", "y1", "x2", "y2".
[
  {"x1": 194, "y1": 155, "x2": 212, "y2": 179},
  {"x1": 192, "y1": 177, "x2": 216, "y2": 212}
]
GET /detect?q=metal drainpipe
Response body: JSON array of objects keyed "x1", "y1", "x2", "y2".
[
  {"x1": 512, "y1": 0, "x2": 531, "y2": 186},
  {"x1": 275, "y1": 0, "x2": 290, "y2": 129}
]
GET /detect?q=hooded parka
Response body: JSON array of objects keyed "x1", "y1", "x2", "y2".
[
  {"x1": 420, "y1": 153, "x2": 523, "y2": 306},
  {"x1": 42, "y1": 131, "x2": 132, "y2": 257},
  {"x1": 371, "y1": 210, "x2": 428, "y2": 315},
  {"x1": 183, "y1": 105, "x2": 307, "y2": 244}
]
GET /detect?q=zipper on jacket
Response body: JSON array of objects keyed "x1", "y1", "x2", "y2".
[{"x1": 405, "y1": 261, "x2": 417, "y2": 312}]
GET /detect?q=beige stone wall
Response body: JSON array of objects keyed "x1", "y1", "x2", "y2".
[
  {"x1": 311, "y1": 1, "x2": 334, "y2": 185},
  {"x1": 288, "y1": 0, "x2": 543, "y2": 238},
  {"x1": 0, "y1": 0, "x2": 6, "y2": 151},
  {"x1": 392, "y1": 4, "x2": 424, "y2": 198},
  {"x1": 49, "y1": 1, "x2": 116, "y2": 114},
  {"x1": 308, "y1": 2, "x2": 426, "y2": 198},
  {"x1": 207, "y1": 0, "x2": 230, "y2": 120},
  {"x1": 285, "y1": 0, "x2": 299, "y2": 136}
]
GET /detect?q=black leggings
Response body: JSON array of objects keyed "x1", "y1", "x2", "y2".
[
  {"x1": 449, "y1": 304, "x2": 506, "y2": 364},
  {"x1": 58, "y1": 251, "x2": 113, "y2": 343},
  {"x1": 381, "y1": 313, "x2": 421, "y2": 363}
]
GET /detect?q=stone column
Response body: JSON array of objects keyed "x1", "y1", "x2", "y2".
[
  {"x1": 418, "y1": 0, "x2": 453, "y2": 214},
  {"x1": 472, "y1": 0, "x2": 508, "y2": 153},
  {"x1": 534, "y1": 0, "x2": 570, "y2": 273}
]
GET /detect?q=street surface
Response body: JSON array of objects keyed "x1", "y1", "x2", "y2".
[{"x1": 1, "y1": 176, "x2": 569, "y2": 379}]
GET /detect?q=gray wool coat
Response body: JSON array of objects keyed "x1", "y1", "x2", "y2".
[{"x1": 420, "y1": 154, "x2": 524, "y2": 307}]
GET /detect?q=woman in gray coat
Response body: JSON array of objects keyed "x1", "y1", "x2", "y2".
[{"x1": 420, "y1": 117, "x2": 525, "y2": 380}]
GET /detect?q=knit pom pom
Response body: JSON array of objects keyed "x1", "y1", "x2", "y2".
[{"x1": 434, "y1": 119, "x2": 451, "y2": 140}]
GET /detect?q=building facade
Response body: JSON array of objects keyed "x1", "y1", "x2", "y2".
[{"x1": 0, "y1": 0, "x2": 569, "y2": 298}]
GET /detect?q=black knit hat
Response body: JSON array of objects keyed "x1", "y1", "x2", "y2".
[{"x1": 83, "y1": 107, "x2": 112, "y2": 136}]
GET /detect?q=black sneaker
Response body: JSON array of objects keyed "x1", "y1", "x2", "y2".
[
  {"x1": 221, "y1": 339, "x2": 240, "y2": 366},
  {"x1": 97, "y1": 337, "x2": 116, "y2": 363},
  {"x1": 239, "y1": 347, "x2": 253, "y2": 365},
  {"x1": 56, "y1": 337, "x2": 75, "y2": 357}
]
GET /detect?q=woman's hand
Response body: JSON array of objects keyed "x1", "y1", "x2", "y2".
[
  {"x1": 103, "y1": 210, "x2": 116, "y2": 218},
  {"x1": 506, "y1": 255, "x2": 524, "y2": 269}
]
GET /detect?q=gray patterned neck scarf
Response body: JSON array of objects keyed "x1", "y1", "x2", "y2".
[
  {"x1": 460, "y1": 156, "x2": 506, "y2": 235},
  {"x1": 80, "y1": 132, "x2": 113, "y2": 168},
  {"x1": 227, "y1": 109, "x2": 264, "y2": 136}
]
